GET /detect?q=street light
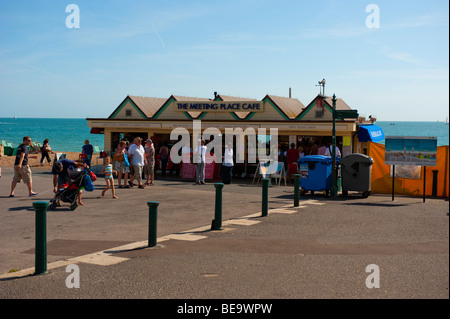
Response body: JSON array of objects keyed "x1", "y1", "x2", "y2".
[
  {"x1": 331, "y1": 94, "x2": 337, "y2": 198},
  {"x1": 331, "y1": 94, "x2": 359, "y2": 198}
]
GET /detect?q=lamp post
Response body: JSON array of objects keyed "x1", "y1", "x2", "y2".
[
  {"x1": 331, "y1": 95, "x2": 358, "y2": 199},
  {"x1": 331, "y1": 94, "x2": 337, "y2": 198}
]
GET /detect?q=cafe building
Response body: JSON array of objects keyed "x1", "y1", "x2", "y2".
[{"x1": 86, "y1": 92, "x2": 383, "y2": 160}]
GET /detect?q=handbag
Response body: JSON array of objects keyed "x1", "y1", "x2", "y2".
[
  {"x1": 83, "y1": 173, "x2": 95, "y2": 191},
  {"x1": 89, "y1": 170, "x2": 97, "y2": 182},
  {"x1": 113, "y1": 152, "x2": 124, "y2": 162},
  {"x1": 123, "y1": 153, "x2": 130, "y2": 167}
]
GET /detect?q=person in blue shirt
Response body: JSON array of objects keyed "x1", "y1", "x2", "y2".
[{"x1": 82, "y1": 140, "x2": 94, "y2": 166}]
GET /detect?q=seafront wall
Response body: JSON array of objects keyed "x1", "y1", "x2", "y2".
[{"x1": 369, "y1": 142, "x2": 449, "y2": 198}]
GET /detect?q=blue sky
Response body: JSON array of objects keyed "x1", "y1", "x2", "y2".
[{"x1": 0, "y1": 0, "x2": 448, "y2": 121}]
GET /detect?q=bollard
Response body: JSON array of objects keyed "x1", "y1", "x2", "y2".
[
  {"x1": 261, "y1": 178, "x2": 269, "y2": 217},
  {"x1": 432, "y1": 170, "x2": 438, "y2": 197},
  {"x1": 147, "y1": 201, "x2": 159, "y2": 247},
  {"x1": 211, "y1": 183, "x2": 224, "y2": 230},
  {"x1": 294, "y1": 174, "x2": 300, "y2": 207},
  {"x1": 33, "y1": 201, "x2": 49, "y2": 275}
]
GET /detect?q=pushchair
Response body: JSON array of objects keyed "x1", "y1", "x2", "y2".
[{"x1": 49, "y1": 168, "x2": 95, "y2": 211}]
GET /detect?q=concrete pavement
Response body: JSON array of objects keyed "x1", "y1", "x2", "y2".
[{"x1": 0, "y1": 166, "x2": 448, "y2": 299}]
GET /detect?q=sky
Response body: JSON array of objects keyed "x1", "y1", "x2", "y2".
[{"x1": 0, "y1": 0, "x2": 448, "y2": 121}]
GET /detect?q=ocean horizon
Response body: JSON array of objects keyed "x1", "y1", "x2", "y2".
[
  {"x1": 0, "y1": 118, "x2": 449, "y2": 153},
  {"x1": 0, "y1": 118, "x2": 104, "y2": 153}
]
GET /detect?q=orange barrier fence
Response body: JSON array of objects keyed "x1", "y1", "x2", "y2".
[{"x1": 368, "y1": 142, "x2": 449, "y2": 198}]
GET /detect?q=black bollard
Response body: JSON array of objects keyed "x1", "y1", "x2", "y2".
[
  {"x1": 294, "y1": 174, "x2": 300, "y2": 207},
  {"x1": 261, "y1": 178, "x2": 269, "y2": 217},
  {"x1": 211, "y1": 183, "x2": 224, "y2": 230},
  {"x1": 432, "y1": 170, "x2": 438, "y2": 197},
  {"x1": 147, "y1": 201, "x2": 159, "y2": 247}
]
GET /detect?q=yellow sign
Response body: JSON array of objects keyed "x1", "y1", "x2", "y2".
[{"x1": 343, "y1": 136, "x2": 351, "y2": 146}]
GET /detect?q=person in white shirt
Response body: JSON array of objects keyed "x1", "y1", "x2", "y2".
[
  {"x1": 128, "y1": 137, "x2": 146, "y2": 188},
  {"x1": 222, "y1": 142, "x2": 234, "y2": 184},
  {"x1": 194, "y1": 139, "x2": 207, "y2": 184},
  {"x1": 324, "y1": 142, "x2": 341, "y2": 157}
]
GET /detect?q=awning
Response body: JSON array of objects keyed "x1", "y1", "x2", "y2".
[
  {"x1": 90, "y1": 127, "x2": 104, "y2": 134},
  {"x1": 358, "y1": 125, "x2": 385, "y2": 142}
]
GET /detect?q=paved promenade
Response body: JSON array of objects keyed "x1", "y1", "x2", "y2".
[{"x1": 0, "y1": 166, "x2": 448, "y2": 300}]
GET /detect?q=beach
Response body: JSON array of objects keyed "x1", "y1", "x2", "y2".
[{"x1": 0, "y1": 151, "x2": 89, "y2": 168}]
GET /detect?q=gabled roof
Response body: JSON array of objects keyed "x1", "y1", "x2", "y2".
[
  {"x1": 295, "y1": 94, "x2": 353, "y2": 120},
  {"x1": 263, "y1": 95, "x2": 305, "y2": 119},
  {"x1": 153, "y1": 95, "x2": 212, "y2": 119},
  {"x1": 324, "y1": 96, "x2": 352, "y2": 110},
  {"x1": 109, "y1": 95, "x2": 167, "y2": 119},
  {"x1": 215, "y1": 94, "x2": 259, "y2": 119}
]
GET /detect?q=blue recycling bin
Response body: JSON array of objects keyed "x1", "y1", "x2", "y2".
[{"x1": 299, "y1": 155, "x2": 340, "y2": 195}]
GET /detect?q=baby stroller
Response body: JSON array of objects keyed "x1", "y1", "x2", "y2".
[{"x1": 49, "y1": 168, "x2": 95, "y2": 211}]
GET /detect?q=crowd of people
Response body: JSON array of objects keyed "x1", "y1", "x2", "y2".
[
  {"x1": 7, "y1": 135, "x2": 215, "y2": 202},
  {"x1": 8, "y1": 135, "x2": 341, "y2": 203}
]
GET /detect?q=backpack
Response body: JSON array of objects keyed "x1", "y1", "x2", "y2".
[{"x1": 84, "y1": 173, "x2": 95, "y2": 191}]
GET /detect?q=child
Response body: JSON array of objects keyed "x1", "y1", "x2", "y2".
[{"x1": 101, "y1": 156, "x2": 118, "y2": 199}]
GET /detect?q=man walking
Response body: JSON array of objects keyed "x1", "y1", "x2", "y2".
[
  {"x1": 128, "y1": 137, "x2": 146, "y2": 189},
  {"x1": 10, "y1": 136, "x2": 38, "y2": 197}
]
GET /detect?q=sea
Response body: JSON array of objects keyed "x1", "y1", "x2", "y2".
[
  {"x1": 0, "y1": 118, "x2": 448, "y2": 152},
  {"x1": 375, "y1": 121, "x2": 449, "y2": 147},
  {"x1": 0, "y1": 118, "x2": 104, "y2": 153}
]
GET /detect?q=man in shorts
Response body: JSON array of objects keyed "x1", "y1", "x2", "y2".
[
  {"x1": 10, "y1": 136, "x2": 38, "y2": 197},
  {"x1": 128, "y1": 137, "x2": 146, "y2": 189}
]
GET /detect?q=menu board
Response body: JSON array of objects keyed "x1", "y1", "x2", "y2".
[
  {"x1": 182, "y1": 162, "x2": 215, "y2": 180},
  {"x1": 181, "y1": 163, "x2": 196, "y2": 179}
]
